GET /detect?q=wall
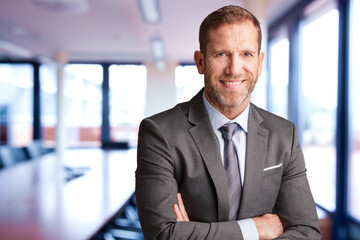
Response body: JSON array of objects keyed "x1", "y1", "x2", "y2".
[{"x1": 144, "y1": 61, "x2": 178, "y2": 117}]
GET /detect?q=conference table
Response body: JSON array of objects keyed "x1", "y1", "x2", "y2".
[{"x1": 0, "y1": 148, "x2": 137, "y2": 240}]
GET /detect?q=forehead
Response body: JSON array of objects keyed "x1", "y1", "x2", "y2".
[{"x1": 207, "y1": 22, "x2": 259, "y2": 50}]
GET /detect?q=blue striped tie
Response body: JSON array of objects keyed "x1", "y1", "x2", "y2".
[{"x1": 220, "y1": 123, "x2": 241, "y2": 221}]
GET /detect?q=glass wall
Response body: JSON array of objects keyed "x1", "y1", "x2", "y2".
[
  {"x1": 268, "y1": 36, "x2": 289, "y2": 119},
  {"x1": 64, "y1": 64, "x2": 103, "y2": 147},
  {"x1": 109, "y1": 64, "x2": 147, "y2": 147},
  {"x1": 40, "y1": 64, "x2": 57, "y2": 148},
  {"x1": 0, "y1": 64, "x2": 33, "y2": 147},
  {"x1": 175, "y1": 65, "x2": 203, "y2": 104},
  {"x1": 348, "y1": 0, "x2": 360, "y2": 221},
  {"x1": 300, "y1": 8, "x2": 339, "y2": 211}
]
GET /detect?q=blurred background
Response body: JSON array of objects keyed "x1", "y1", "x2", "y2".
[{"x1": 0, "y1": 0, "x2": 359, "y2": 239}]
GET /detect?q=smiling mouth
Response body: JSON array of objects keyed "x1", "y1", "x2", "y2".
[{"x1": 220, "y1": 80, "x2": 244, "y2": 87}]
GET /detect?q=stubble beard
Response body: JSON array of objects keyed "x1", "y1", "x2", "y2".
[{"x1": 204, "y1": 74, "x2": 257, "y2": 110}]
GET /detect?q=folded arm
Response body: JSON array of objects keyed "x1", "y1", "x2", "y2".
[{"x1": 174, "y1": 193, "x2": 283, "y2": 240}]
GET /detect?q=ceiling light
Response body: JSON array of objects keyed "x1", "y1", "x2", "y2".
[
  {"x1": 138, "y1": 0, "x2": 161, "y2": 24},
  {"x1": 150, "y1": 38, "x2": 165, "y2": 59},
  {"x1": 150, "y1": 38, "x2": 166, "y2": 71},
  {"x1": 0, "y1": 39, "x2": 33, "y2": 58}
]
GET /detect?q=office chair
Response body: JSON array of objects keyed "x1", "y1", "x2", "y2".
[
  {"x1": 23, "y1": 139, "x2": 52, "y2": 159},
  {"x1": 92, "y1": 194, "x2": 144, "y2": 240},
  {"x1": 0, "y1": 146, "x2": 25, "y2": 168}
]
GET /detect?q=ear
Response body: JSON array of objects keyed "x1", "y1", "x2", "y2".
[
  {"x1": 194, "y1": 50, "x2": 205, "y2": 74},
  {"x1": 258, "y1": 52, "x2": 265, "y2": 76}
]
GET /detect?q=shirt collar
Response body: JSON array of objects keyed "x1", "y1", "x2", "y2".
[{"x1": 202, "y1": 92, "x2": 249, "y2": 133}]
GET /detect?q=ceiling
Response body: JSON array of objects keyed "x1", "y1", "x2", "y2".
[{"x1": 0, "y1": 0, "x2": 299, "y2": 64}]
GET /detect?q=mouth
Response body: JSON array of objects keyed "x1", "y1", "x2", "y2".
[{"x1": 220, "y1": 80, "x2": 245, "y2": 89}]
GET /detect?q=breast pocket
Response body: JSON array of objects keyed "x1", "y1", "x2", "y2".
[{"x1": 262, "y1": 163, "x2": 283, "y2": 177}]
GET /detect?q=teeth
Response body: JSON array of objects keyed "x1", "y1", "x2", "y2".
[{"x1": 223, "y1": 81, "x2": 241, "y2": 86}]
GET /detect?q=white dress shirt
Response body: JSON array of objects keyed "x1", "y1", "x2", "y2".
[{"x1": 203, "y1": 93, "x2": 259, "y2": 240}]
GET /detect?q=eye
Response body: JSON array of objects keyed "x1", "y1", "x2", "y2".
[
  {"x1": 216, "y1": 52, "x2": 227, "y2": 57},
  {"x1": 244, "y1": 52, "x2": 253, "y2": 57}
]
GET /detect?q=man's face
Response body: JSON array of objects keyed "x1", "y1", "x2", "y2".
[{"x1": 195, "y1": 21, "x2": 264, "y2": 117}]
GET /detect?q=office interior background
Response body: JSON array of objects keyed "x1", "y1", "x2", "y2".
[{"x1": 0, "y1": 0, "x2": 359, "y2": 239}]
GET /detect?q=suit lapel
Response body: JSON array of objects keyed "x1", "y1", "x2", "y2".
[
  {"x1": 238, "y1": 104, "x2": 269, "y2": 218},
  {"x1": 187, "y1": 90, "x2": 230, "y2": 221}
]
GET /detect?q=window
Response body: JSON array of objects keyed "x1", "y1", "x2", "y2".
[
  {"x1": 64, "y1": 64, "x2": 103, "y2": 147},
  {"x1": 348, "y1": 0, "x2": 360, "y2": 221},
  {"x1": 268, "y1": 36, "x2": 289, "y2": 119},
  {"x1": 175, "y1": 65, "x2": 203, "y2": 104},
  {"x1": 109, "y1": 64, "x2": 147, "y2": 147},
  {"x1": 0, "y1": 64, "x2": 33, "y2": 147},
  {"x1": 300, "y1": 8, "x2": 339, "y2": 211},
  {"x1": 40, "y1": 64, "x2": 57, "y2": 148}
]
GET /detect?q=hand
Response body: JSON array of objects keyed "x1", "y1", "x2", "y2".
[
  {"x1": 253, "y1": 214, "x2": 284, "y2": 240},
  {"x1": 173, "y1": 193, "x2": 189, "y2": 221}
]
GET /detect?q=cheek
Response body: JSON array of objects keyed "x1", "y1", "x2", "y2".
[
  {"x1": 205, "y1": 60, "x2": 225, "y2": 76},
  {"x1": 244, "y1": 62, "x2": 260, "y2": 77}
]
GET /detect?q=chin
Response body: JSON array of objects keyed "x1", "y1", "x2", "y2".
[{"x1": 219, "y1": 93, "x2": 248, "y2": 108}]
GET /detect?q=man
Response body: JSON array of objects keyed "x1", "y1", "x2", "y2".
[{"x1": 136, "y1": 5, "x2": 321, "y2": 240}]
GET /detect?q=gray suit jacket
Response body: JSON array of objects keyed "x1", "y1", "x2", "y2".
[{"x1": 136, "y1": 90, "x2": 321, "y2": 239}]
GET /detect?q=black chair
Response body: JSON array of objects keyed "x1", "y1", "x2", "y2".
[
  {"x1": 12, "y1": 147, "x2": 28, "y2": 162},
  {"x1": 92, "y1": 194, "x2": 144, "y2": 240},
  {"x1": 0, "y1": 146, "x2": 27, "y2": 169},
  {"x1": 23, "y1": 140, "x2": 53, "y2": 159}
]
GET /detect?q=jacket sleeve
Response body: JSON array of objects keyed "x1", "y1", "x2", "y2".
[
  {"x1": 274, "y1": 124, "x2": 321, "y2": 239},
  {"x1": 135, "y1": 118, "x2": 243, "y2": 240}
]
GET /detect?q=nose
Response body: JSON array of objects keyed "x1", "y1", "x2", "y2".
[{"x1": 225, "y1": 54, "x2": 242, "y2": 76}]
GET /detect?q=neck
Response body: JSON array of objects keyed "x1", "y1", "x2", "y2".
[{"x1": 221, "y1": 101, "x2": 249, "y2": 120}]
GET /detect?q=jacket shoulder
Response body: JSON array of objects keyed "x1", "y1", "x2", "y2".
[
  {"x1": 142, "y1": 101, "x2": 190, "y2": 128},
  {"x1": 251, "y1": 103, "x2": 296, "y2": 133}
]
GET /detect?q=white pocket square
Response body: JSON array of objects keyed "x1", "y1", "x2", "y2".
[{"x1": 263, "y1": 163, "x2": 283, "y2": 171}]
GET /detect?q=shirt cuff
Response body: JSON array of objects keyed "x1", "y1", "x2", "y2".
[{"x1": 237, "y1": 218, "x2": 259, "y2": 240}]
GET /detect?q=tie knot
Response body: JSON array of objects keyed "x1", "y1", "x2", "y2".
[{"x1": 220, "y1": 123, "x2": 238, "y2": 141}]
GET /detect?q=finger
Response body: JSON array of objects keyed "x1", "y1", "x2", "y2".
[
  {"x1": 173, "y1": 204, "x2": 184, "y2": 221},
  {"x1": 177, "y1": 193, "x2": 189, "y2": 221}
]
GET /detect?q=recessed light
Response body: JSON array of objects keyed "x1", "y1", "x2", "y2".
[{"x1": 138, "y1": 0, "x2": 161, "y2": 24}]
